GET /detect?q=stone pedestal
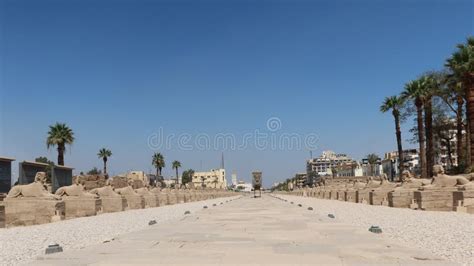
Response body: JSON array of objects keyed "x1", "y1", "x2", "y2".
[
  {"x1": 413, "y1": 188, "x2": 457, "y2": 212},
  {"x1": 176, "y1": 191, "x2": 186, "y2": 204},
  {"x1": 330, "y1": 190, "x2": 338, "y2": 200},
  {"x1": 0, "y1": 205, "x2": 5, "y2": 228},
  {"x1": 167, "y1": 193, "x2": 178, "y2": 205},
  {"x1": 369, "y1": 189, "x2": 393, "y2": 206},
  {"x1": 142, "y1": 194, "x2": 158, "y2": 208},
  {"x1": 388, "y1": 189, "x2": 416, "y2": 209},
  {"x1": 155, "y1": 193, "x2": 167, "y2": 206},
  {"x1": 453, "y1": 189, "x2": 474, "y2": 214},
  {"x1": 356, "y1": 189, "x2": 371, "y2": 204},
  {"x1": 122, "y1": 195, "x2": 145, "y2": 210},
  {"x1": 336, "y1": 190, "x2": 345, "y2": 201},
  {"x1": 101, "y1": 197, "x2": 126, "y2": 213},
  {"x1": 345, "y1": 190, "x2": 357, "y2": 202},
  {"x1": 63, "y1": 197, "x2": 102, "y2": 219},
  {"x1": 3, "y1": 198, "x2": 64, "y2": 227}
]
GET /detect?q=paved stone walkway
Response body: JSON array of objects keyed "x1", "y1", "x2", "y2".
[{"x1": 32, "y1": 195, "x2": 449, "y2": 265}]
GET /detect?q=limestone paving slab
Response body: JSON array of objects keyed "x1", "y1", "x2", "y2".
[{"x1": 32, "y1": 195, "x2": 448, "y2": 265}]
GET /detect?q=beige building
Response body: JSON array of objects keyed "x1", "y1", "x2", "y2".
[{"x1": 192, "y1": 168, "x2": 227, "y2": 189}]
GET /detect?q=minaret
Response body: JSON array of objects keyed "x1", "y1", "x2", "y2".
[{"x1": 220, "y1": 152, "x2": 225, "y2": 169}]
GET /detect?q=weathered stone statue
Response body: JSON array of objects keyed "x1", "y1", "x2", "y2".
[
  {"x1": 388, "y1": 170, "x2": 428, "y2": 209},
  {"x1": 421, "y1": 165, "x2": 470, "y2": 189},
  {"x1": 414, "y1": 165, "x2": 470, "y2": 212},
  {"x1": 4, "y1": 172, "x2": 65, "y2": 227},
  {"x1": 115, "y1": 181, "x2": 145, "y2": 209},
  {"x1": 135, "y1": 185, "x2": 158, "y2": 208},
  {"x1": 7, "y1": 172, "x2": 59, "y2": 199},
  {"x1": 369, "y1": 174, "x2": 397, "y2": 206},
  {"x1": 90, "y1": 180, "x2": 126, "y2": 213},
  {"x1": 398, "y1": 170, "x2": 431, "y2": 189},
  {"x1": 55, "y1": 177, "x2": 101, "y2": 219},
  {"x1": 55, "y1": 178, "x2": 98, "y2": 198}
]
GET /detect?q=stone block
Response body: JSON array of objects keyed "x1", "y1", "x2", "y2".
[
  {"x1": 157, "y1": 193, "x2": 168, "y2": 206},
  {"x1": 413, "y1": 188, "x2": 457, "y2": 212},
  {"x1": 63, "y1": 197, "x2": 102, "y2": 219},
  {"x1": 345, "y1": 191, "x2": 357, "y2": 202},
  {"x1": 3, "y1": 198, "x2": 64, "y2": 227},
  {"x1": 142, "y1": 194, "x2": 158, "y2": 208},
  {"x1": 356, "y1": 189, "x2": 371, "y2": 204},
  {"x1": 122, "y1": 195, "x2": 145, "y2": 210},
  {"x1": 453, "y1": 190, "x2": 474, "y2": 214},
  {"x1": 369, "y1": 189, "x2": 392, "y2": 206},
  {"x1": 101, "y1": 197, "x2": 126, "y2": 213},
  {"x1": 388, "y1": 189, "x2": 415, "y2": 209},
  {"x1": 0, "y1": 204, "x2": 5, "y2": 228}
]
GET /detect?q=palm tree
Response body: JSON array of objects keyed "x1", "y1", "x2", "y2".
[
  {"x1": 152, "y1": 152, "x2": 165, "y2": 178},
  {"x1": 172, "y1": 160, "x2": 182, "y2": 185},
  {"x1": 446, "y1": 36, "x2": 474, "y2": 168},
  {"x1": 366, "y1": 153, "x2": 380, "y2": 176},
  {"x1": 46, "y1": 123, "x2": 74, "y2": 166},
  {"x1": 380, "y1": 95, "x2": 405, "y2": 180},
  {"x1": 440, "y1": 73, "x2": 466, "y2": 170},
  {"x1": 402, "y1": 78, "x2": 429, "y2": 178},
  {"x1": 423, "y1": 74, "x2": 443, "y2": 177},
  {"x1": 97, "y1": 148, "x2": 112, "y2": 175}
]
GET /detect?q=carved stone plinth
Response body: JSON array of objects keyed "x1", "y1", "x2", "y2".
[
  {"x1": 101, "y1": 197, "x2": 127, "y2": 213},
  {"x1": 189, "y1": 192, "x2": 197, "y2": 202},
  {"x1": 156, "y1": 193, "x2": 168, "y2": 206},
  {"x1": 63, "y1": 197, "x2": 101, "y2": 219},
  {"x1": 167, "y1": 193, "x2": 178, "y2": 205},
  {"x1": 356, "y1": 189, "x2": 371, "y2": 204},
  {"x1": 388, "y1": 189, "x2": 416, "y2": 209},
  {"x1": 0, "y1": 205, "x2": 5, "y2": 228},
  {"x1": 453, "y1": 189, "x2": 474, "y2": 214},
  {"x1": 337, "y1": 190, "x2": 345, "y2": 201},
  {"x1": 176, "y1": 191, "x2": 186, "y2": 204},
  {"x1": 3, "y1": 198, "x2": 64, "y2": 227},
  {"x1": 122, "y1": 195, "x2": 145, "y2": 210},
  {"x1": 413, "y1": 188, "x2": 457, "y2": 212},
  {"x1": 142, "y1": 194, "x2": 158, "y2": 208},
  {"x1": 345, "y1": 190, "x2": 357, "y2": 202},
  {"x1": 369, "y1": 189, "x2": 392, "y2": 206},
  {"x1": 330, "y1": 190, "x2": 338, "y2": 200}
]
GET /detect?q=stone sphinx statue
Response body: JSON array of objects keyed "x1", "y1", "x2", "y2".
[
  {"x1": 365, "y1": 177, "x2": 382, "y2": 189},
  {"x1": 90, "y1": 180, "x2": 120, "y2": 197},
  {"x1": 352, "y1": 180, "x2": 366, "y2": 189},
  {"x1": 397, "y1": 170, "x2": 430, "y2": 189},
  {"x1": 7, "y1": 172, "x2": 60, "y2": 200},
  {"x1": 421, "y1": 165, "x2": 471, "y2": 189},
  {"x1": 55, "y1": 178, "x2": 97, "y2": 198}
]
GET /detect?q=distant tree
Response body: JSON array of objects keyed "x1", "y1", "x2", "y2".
[
  {"x1": 46, "y1": 122, "x2": 74, "y2": 166},
  {"x1": 152, "y1": 153, "x2": 165, "y2": 178},
  {"x1": 172, "y1": 160, "x2": 182, "y2": 185},
  {"x1": 97, "y1": 148, "x2": 112, "y2": 175},
  {"x1": 380, "y1": 95, "x2": 406, "y2": 179},
  {"x1": 402, "y1": 78, "x2": 429, "y2": 178},
  {"x1": 366, "y1": 153, "x2": 380, "y2": 176},
  {"x1": 87, "y1": 167, "x2": 102, "y2": 175},
  {"x1": 181, "y1": 169, "x2": 195, "y2": 185},
  {"x1": 445, "y1": 36, "x2": 474, "y2": 168},
  {"x1": 35, "y1": 156, "x2": 55, "y2": 182}
]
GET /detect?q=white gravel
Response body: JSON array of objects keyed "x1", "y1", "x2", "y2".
[
  {"x1": 276, "y1": 194, "x2": 474, "y2": 266},
  {"x1": 0, "y1": 196, "x2": 240, "y2": 265}
]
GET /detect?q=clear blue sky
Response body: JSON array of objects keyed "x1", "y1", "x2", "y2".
[{"x1": 1, "y1": 0, "x2": 472, "y2": 186}]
